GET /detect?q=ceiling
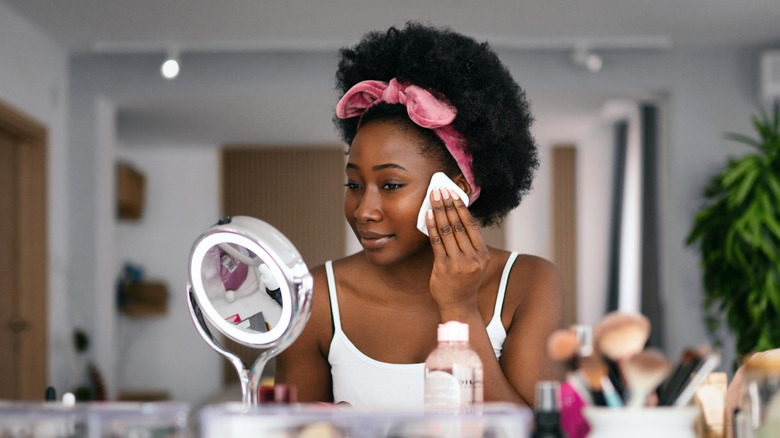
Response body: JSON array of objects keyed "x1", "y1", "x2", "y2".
[
  {"x1": 4, "y1": 0, "x2": 780, "y2": 53},
  {"x1": 4, "y1": 0, "x2": 780, "y2": 146}
]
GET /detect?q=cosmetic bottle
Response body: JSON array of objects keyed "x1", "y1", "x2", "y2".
[
  {"x1": 532, "y1": 381, "x2": 567, "y2": 438},
  {"x1": 424, "y1": 321, "x2": 483, "y2": 413}
]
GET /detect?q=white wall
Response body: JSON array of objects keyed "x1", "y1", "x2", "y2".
[
  {"x1": 573, "y1": 117, "x2": 614, "y2": 326},
  {"x1": 502, "y1": 48, "x2": 757, "y2": 370},
  {"x1": 0, "y1": 2, "x2": 75, "y2": 395},
  {"x1": 115, "y1": 146, "x2": 222, "y2": 403}
]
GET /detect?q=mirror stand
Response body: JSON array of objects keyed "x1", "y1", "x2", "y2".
[{"x1": 187, "y1": 285, "x2": 272, "y2": 407}]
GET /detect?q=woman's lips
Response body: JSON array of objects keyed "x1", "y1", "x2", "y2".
[{"x1": 359, "y1": 232, "x2": 393, "y2": 249}]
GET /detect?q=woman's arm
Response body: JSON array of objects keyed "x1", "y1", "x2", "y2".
[
  {"x1": 426, "y1": 188, "x2": 564, "y2": 406},
  {"x1": 435, "y1": 256, "x2": 564, "y2": 406},
  {"x1": 498, "y1": 255, "x2": 565, "y2": 405},
  {"x1": 274, "y1": 267, "x2": 334, "y2": 402}
]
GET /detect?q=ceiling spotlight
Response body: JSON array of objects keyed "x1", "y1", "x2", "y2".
[
  {"x1": 161, "y1": 50, "x2": 180, "y2": 80},
  {"x1": 572, "y1": 45, "x2": 603, "y2": 73}
]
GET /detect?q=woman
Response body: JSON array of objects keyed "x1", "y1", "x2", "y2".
[{"x1": 275, "y1": 22, "x2": 563, "y2": 408}]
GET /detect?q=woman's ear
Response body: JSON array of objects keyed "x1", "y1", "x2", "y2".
[{"x1": 452, "y1": 173, "x2": 472, "y2": 199}]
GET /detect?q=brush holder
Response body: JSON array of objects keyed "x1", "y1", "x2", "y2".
[{"x1": 583, "y1": 406, "x2": 699, "y2": 438}]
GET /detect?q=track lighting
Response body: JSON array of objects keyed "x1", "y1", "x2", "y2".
[
  {"x1": 572, "y1": 44, "x2": 603, "y2": 73},
  {"x1": 160, "y1": 50, "x2": 180, "y2": 80}
]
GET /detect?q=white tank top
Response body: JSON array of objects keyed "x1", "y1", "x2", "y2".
[{"x1": 326, "y1": 252, "x2": 518, "y2": 408}]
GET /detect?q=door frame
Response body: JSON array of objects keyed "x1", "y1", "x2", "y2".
[{"x1": 0, "y1": 98, "x2": 48, "y2": 400}]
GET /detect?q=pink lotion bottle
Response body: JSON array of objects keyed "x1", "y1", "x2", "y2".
[{"x1": 424, "y1": 321, "x2": 484, "y2": 413}]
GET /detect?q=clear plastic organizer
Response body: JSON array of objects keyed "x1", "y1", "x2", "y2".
[
  {"x1": 198, "y1": 402, "x2": 533, "y2": 438},
  {"x1": 0, "y1": 401, "x2": 189, "y2": 438}
]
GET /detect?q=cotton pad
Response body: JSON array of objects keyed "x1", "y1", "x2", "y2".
[{"x1": 417, "y1": 172, "x2": 470, "y2": 236}]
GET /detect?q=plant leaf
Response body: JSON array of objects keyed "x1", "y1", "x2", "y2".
[
  {"x1": 728, "y1": 165, "x2": 759, "y2": 209},
  {"x1": 720, "y1": 155, "x2": 757, "y2": 190},
  {"x1": 726, "y1": 132, "x2": 762, "y2": 150}
]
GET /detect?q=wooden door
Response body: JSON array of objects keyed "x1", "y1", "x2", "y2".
[
  {"x1": 220, "y1": 145, "x2": 346, "y2": 385},
  {"x1": 0, "y1": 99, "x2": 48, "y2": 401},
  {"x1": 551, "y1": 145, "x2": 578, "y2": 327},
  {"x1": 0, "y1": 129, "x2": 19, "y2": 398}
]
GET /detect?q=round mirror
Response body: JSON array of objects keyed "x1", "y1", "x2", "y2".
[{"x1": 186, "y1": 216, "x2": 313, "y2": 405}]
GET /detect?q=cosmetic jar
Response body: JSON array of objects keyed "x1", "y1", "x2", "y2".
[{"x1": 737, "y1": 351, "x2": 780, "y2": 438}]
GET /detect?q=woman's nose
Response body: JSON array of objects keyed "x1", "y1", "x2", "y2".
[{"x1": 355, "y1": 187, "x2": 382, "y2": 222}]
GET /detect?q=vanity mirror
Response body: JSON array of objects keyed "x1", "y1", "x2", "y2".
[{"x1": 186, "y1": 216, "x2": 313, "y2": 406}]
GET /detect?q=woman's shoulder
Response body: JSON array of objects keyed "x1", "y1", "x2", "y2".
[
  {"x1": 487, "y1": 248, "x2": 557, "y2": 276},
  {"x1": 489, "y1": 248, "x2": 563, "y2": 307},
  {"x1": 300, "y1": 263, "x2": 335, "y2": 350},
  {"x1": 303, "y1": 254, "x2": 370, "y2": 349},
  {"x1": 488, "y1": 248, "x2": 558, "y2": 277},
  {"x1": 306, "y1": 253, "x2": 367, "y2": 314},
  {"x1": 309, "y1": 253, "x2": 365, "y2": 286}
]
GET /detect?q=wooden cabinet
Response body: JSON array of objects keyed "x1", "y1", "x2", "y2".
[{"x1": 117, "y1": 162, "x2": 145, "y2": 220}]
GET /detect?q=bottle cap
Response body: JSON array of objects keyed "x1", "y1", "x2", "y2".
[
  {"x1": 438, "y1": 321, "x2": 469, "y2": 342},
  {"x1": 534, "y1": 381, "x2": 560, "y2": 412},
  {"x1": 258, "y1": 384, "x2": 298, "y2": 404},
  {"x1": 571, "y1": 324, "x2": 593, "y2": 357}
]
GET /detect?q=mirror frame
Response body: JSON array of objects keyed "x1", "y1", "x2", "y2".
[{"x1": 186, "y1": 216, "x2": 313, "y2": 406}]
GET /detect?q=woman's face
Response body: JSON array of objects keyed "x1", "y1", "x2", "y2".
[{"x1": 344, "y1": 120, "x2": 443, "y2": 266}]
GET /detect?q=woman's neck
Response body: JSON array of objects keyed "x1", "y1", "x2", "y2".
[{"x1": 363, "y1": 246, "x2": 436, "y2": 297}]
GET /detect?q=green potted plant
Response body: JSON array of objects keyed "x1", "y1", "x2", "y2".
[{"x1": 687, "y1": 104, "x2": 780, "y2": 360}]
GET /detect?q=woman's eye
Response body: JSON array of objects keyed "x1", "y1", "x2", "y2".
[
  {"x1": 344, "y1": 182, "x2": 361, "y2": 190},
  {"x1": 382, "y1": 183, "x2": 403, "y2": 190}
]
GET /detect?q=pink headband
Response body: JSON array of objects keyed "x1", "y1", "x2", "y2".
[{"x1": 336, "y1": 78, "x2": 480, "y2": 202}]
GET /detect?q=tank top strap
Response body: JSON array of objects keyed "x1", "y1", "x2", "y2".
[
  {"x1": 325, "y1": 260, "x2": 342, "y2": 332},
  {"x1": 493, "y1": 252, "x2": 519, "y2": 319}
]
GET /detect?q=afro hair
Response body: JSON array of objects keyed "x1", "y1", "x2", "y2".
[{"x1": 334, "y1": 22, "x2": 539, "y2": 227}]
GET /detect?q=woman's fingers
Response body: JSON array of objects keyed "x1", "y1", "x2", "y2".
[
  {"x1": 450, "y1": 191, "x2": 488, "y2": 254},
  {"x1": 425, "y1": 209, "x2": 448, "y2": 258},
  {"x1": 430, "y1": 187, "x2": 486, "y2": 255},
  {"x1": 448, "y1": 189, "x2": 488, "y2": 255},
  {"x1": 440, "y1": 188, "x2": 470, "y2": 251},
  {"x1": 429, "y1": 188, "x2": 462, "y2": 255}
]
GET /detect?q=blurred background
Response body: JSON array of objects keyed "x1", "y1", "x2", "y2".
[{"x1": 1, "y1": 0, "x2": 779, "y2": 405}]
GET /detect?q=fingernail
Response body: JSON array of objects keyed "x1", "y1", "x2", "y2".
[
  {"x1": 440, "y1": 188, "x2": 450, "y2": 200},
  {"x1": 427, "y1": 210, "x2": 433, "y2": 220},
  {"x1": 432, "y1": 189, "x2": 441, "y2": 201},
  {"x1": 449, "y1": 189, "x2": 459, "y2": 200}
]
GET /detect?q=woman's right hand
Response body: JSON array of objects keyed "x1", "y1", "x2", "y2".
[{"x1": 425, "y1": 187, "x2": 490, "y2": 318}]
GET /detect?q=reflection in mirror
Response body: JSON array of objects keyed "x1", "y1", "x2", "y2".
[{"x1": 200, "y1": 243, "x2": 283, "y2": 333}]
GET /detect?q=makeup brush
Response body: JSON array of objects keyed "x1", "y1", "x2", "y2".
[
  {"x1": 547, "y1": 328, "x2": 593, "y2": 406},
  {"x1": 621, "y1": 348, "x2": 671, "y2": 408},
  {"x1": 657, "y1": 347, "x2": 701, "y2": 405},
  {"x1": 593, "y1": 311, "x2": 651, "y2": 397},
  {"x1": 547, "y1": 328, "x2": 581, "y2": 371},
  {"x1": 674, "y1": 350, "x2": 721, "y2": 407},
  {"x1": 600, "y1": 375, "x2": 623, "y2": 408},
  {"x1": 579, "y1": 354, "x2": 610, "y2": 407},
  {"x1": 593, "y1": 311, "x2": 651, "y2": 361}
]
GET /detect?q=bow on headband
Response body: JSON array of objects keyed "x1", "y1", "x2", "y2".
[{"x1": 336, "y1": 78, "x2": 481, "y2": 203}]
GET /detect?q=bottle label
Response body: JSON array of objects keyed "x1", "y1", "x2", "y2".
[
  {"x1": 452, "y1": 364, "x2": 478, "y2": 408},
  {"x1": 425, "y1": 370, "x2": 461, "y2": 412},
  {"x1": 425, "y1": 365, "x2": 481, "y2": 412}
]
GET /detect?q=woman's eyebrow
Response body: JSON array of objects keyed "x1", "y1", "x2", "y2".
[
  {"x1": 345, "y1": 163, "x2": 409, "y2": 172},
  {"x1": 374, "y1": 163, "x2": 408, "y2": 172}
]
